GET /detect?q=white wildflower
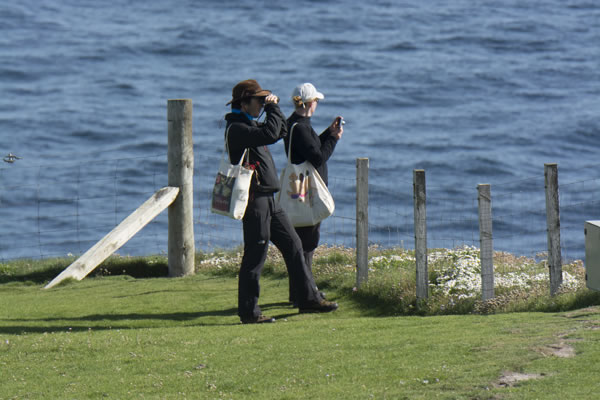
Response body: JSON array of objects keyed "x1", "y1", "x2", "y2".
[{"x1": 428, "y1": 245, "x2": 584, "y2": 299}]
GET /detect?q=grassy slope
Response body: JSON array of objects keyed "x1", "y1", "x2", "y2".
[{"x1": 1, "y1": 263, "x2": 600, "y2": 399}]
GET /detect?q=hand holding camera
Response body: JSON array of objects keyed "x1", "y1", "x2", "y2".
[{"x1": 330, "y1": 116, "x2": 344, "y2": 139}]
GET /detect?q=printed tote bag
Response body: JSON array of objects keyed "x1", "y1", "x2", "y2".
[
  {"x1": 277, "y1": 123, "x2": 335, "y2": 227},
  {"x1": 211, "y1": 126, "x2": 254, "y2": 220}
]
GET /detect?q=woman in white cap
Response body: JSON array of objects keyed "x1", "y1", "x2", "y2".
[{"x1": 285, "y1": 82, "x2": 344, "y2": 304}]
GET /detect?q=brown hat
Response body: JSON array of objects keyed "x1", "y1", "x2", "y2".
[{"x1": 226, "y1": 79, "x2": 272, "y2": 105}]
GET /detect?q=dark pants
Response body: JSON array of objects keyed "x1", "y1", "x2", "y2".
[
  {"x1": 239, "y1": 193, "x2": 322, "y2": 319},
  {"x1": 289, "y1": 223, "x2": 321, "y2": 302}
]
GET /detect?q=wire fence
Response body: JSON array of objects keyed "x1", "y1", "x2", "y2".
[
  {"x1": 1, "y1": 154, "x2": 599, "y2": 264},
  {"x1": 0, "y1": 155, "x2": 168, "y2": 260}
]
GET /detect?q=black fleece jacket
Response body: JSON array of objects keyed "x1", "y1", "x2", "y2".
[
  {"x1": 284, "y1": 113, "x2": 338, "y2": 186},
  {"x1": 225, "y1": 103, "x2": 288, "y2": 194}
]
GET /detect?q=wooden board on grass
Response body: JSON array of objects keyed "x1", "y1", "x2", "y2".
[{"x1": 44, "y1": 186, "x2": 179, "y2": 289}]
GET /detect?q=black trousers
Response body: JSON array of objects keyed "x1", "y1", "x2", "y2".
[
  {"x1": 239, "y1": 193, "x2": 322, "y2": 318},
  {"x1": 289, "y1": 223, "x2": 321, "y2": 302},
  {"x1": 295, "y1": 223, "x2": 321, "y2": 267}
]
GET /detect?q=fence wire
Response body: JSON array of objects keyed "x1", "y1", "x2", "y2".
[
  {"x1": 0, "y1": 155, "x2": 169, "y2": 260},
  {"x1": 0, "y1": 155, "x2": 598, "y2": 265}
]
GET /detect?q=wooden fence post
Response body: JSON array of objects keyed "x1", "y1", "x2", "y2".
[
  {"x1": 478, "y1": 184, "x2": 494, "y2": 300},
  {"x1": 544, "y1": 163, "x2": 562, "y2": 295},
  {"x1": 168, "y1": 99, "x2": 195, "y2": 277},
  {"x1": 356, "y1": 158, "x2": 369, "y2": 288},
  {"x1": 413, "y1": 169, "x2": 428, "y2": 301}
]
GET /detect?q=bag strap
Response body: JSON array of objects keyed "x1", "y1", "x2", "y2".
[
  {"x1": 224, "y1": 124, "x2": 249, "y2": 166},
  {"x1": 286, "y1": 122, "x2": 298, "y2": 164}
]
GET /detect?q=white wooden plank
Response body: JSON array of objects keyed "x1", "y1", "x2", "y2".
[{"x1": 44, "y1": 186, "x2": 179, "y2": 289}]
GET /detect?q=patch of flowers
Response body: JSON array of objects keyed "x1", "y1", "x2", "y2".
[
  {"x1": 494, "y1": 270, "x2": 580, "y2": 292},
  {"x1": 369, "y1": 253, "x2": 415, "y2": 271},
  {"x1": 430, "y1": 246, "x2": 482, "y2": 299},
  {"x1": 198, "y1": 252, "x2": 242, "y2": 269},
  {"x1": 429, "y1": 245, "x2": 585, "y2": 299}
]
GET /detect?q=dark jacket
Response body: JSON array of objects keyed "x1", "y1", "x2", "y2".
[
  {"x1": 285, "y1": 113, "x2": 338, "y2": 186},
  {"x1": 225, "y1": 103, "x2": 288, "y2": 194}
]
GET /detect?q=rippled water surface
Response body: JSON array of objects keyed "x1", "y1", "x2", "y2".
[{"x1": 1, "y1": 0, "x2": 599, "y2": 260}]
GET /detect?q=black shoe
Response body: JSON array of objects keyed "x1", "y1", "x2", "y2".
[
  {"x1": 299, "y1": 300, "x2": 339, "y2": 313},
  {"x1": 291, "y1": 291, "x2": 325, "y2": 306},
  {"x1": 240, "y1": 315, "x2": 276, "y2": 324}
]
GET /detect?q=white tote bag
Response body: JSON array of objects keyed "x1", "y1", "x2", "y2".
[
  {"x1": 211, "y1": 127, "x2": 255, "y2": 220},
  {"x1": 277, "y1": 123, "x2": 335, "y2": 227}
]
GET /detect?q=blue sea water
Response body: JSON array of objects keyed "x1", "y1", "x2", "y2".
[{"x1": 1, "y1": 0, "x2": 599, "y2": 261}]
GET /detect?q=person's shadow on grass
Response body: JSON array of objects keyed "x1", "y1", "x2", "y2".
[{"x1": 0, "y1": 302, "x2": 311, "y2": 334}]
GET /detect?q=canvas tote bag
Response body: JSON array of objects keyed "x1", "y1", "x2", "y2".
[
  {"x1": 211, "y1": 126, "x2": 255, "y2": 220},
  {"x1": 277, "y1": 123, "x2": 335, "y2": 227}
]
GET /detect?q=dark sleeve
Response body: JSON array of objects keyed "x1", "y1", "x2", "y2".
[
  {"x1": 229, "y1": 104, "x2": 286, "y2": 149},
  {"x1": 293, "y1": 124, "x2": 338, "y2": 168},
  {"x1": 318, "y1": 127, "x2": 338, "y2": 164}
]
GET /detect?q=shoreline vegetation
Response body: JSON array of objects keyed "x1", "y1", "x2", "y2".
[{"x1": 2, "y1": 244, "x2": 598, "y2": 316}]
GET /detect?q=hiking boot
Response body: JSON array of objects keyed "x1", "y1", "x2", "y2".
[
  {"x1": 299, "y1": 300, "x2": 339, "y2": 313},
  {"x1": 290, "y1": 291, "x2": 326, "y2": 308},
  {"x1": 290, "y1": 290, "x2": 326, "y2": 306},
  {"x1": 240, "y1": 315, "x2": 276, "y2": 324}
]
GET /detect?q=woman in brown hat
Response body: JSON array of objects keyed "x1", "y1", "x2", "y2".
[{"x1": 224, "y1": 79, "x2": 339, "y2": 324}]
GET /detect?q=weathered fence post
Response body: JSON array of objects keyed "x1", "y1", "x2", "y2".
[
  {"x1": 478, "y1": 184, "x2": 494, "y2": 300},
  {"x1": 413, "y1": 169, "x2": 428, "y2": 301},
  {"x1": 544, "y1": 163, "x2": 562, "y2": 295},
  {"x1": 356, "y1": 158, "x2": 369, "y2": 288},
  {"x1": 168, "y1": 99, "x2": 195, "y2": 277}
]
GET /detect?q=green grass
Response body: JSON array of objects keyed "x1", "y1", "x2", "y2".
[{"x1": 1, "y1": 248, "x2": 600, "y2": 399}]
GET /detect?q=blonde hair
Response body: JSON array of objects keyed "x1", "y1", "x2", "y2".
[
  {"x1": 292, "y1": 95, "x2": 304, "y2": 108},
  {"x1": 292, "y1": 96, "x2": 318, "y2": 109}
]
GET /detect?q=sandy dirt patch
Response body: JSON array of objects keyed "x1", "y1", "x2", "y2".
[{"x1": 495, "y1": 371, "x2": 544, "y2": 388}]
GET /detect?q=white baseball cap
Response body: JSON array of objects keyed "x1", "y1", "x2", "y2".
[{"x1": 291, "y1": 83, "x2": 324, "y2": 106}]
